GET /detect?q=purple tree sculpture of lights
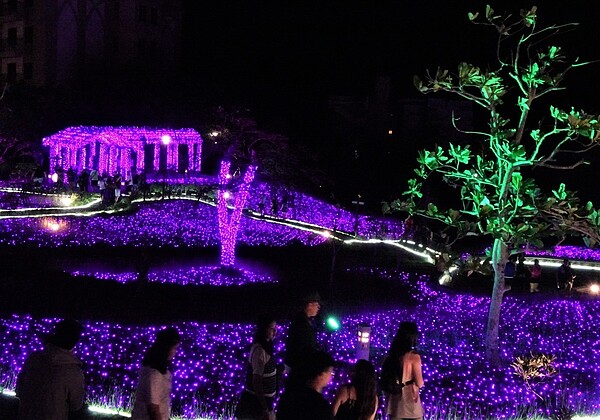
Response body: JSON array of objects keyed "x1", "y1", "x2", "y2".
[{"x1": 217, "y1": 160, "x2": 257, "y2": 267}]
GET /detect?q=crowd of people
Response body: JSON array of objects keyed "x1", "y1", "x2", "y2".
[
  {"x1": 34, "y1": 165, "x2": 146, "y2": 204},
  {"x1": 14, "y1": 295, "x2": 425, "y2": 420},
  {"x1": 504, "y1": 254, "x2": 577, "y2": 293}
]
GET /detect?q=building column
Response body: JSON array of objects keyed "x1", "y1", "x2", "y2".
[
  {"x1": 98, "y1": 143, "x2": 107, "y2": 174},
  {"x1": 136, "y1": 144, "x2": 144, "y2": 173},
  {"x1": 154, "y1": 142, "x2": 161, "y2": 172},
  {"x1": 121, "y1": 149, "x2": 131, "y2": 176},
  {"x1": 109, "y1": 146, "x2": 119, "y2": 175}
]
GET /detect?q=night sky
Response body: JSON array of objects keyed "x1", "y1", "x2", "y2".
[
  {"x1": 182, "y1": 1, "x2": 600, "y2": 114},
  {"x1": 179, "y1": 1, "x2": 600, "y2": 203}
]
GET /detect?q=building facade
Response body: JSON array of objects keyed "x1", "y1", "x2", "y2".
[
  {"x1": 43, "y1": 126, "x2": 203, "y2": 176},
  {"x1": 0, "y1": 0, "x2": 182, "y2": 85}
]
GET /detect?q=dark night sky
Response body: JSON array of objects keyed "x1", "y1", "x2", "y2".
[
  {"x1": 179, "y1": 1, "x2": 600, "y2": 202},
  {"x1": 181, "y1": 1, "x2": 600, "y2": 115}
]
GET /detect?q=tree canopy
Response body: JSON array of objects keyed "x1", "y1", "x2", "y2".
[{"x1": 386, "y1": 5, "x2": 600, "y2": 364}]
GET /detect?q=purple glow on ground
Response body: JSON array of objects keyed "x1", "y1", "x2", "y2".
[
  {"x1": 1, "y1": 271, "x2": 599, "y2": 418},
  {"x1": 0, "y1": 201, "x2": 326, "y2": 248},
  {"x1": 70, "y1": 265, "x2": 276, "y2": 286},
  {"x1": 528, "y1": 245, "x2": 600, "y2": 262},
  {"x1": 246, "y1": 183, "x2": 406, "y2": 239}
]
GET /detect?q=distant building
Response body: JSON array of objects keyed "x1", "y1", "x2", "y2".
[{"x1": 0, "y1": 0, "x2": 183, "y2": 86}]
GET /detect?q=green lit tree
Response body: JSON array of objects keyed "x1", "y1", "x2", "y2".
[{"x1": 387, "y1": 6, "x2": 600, "y2": 365}]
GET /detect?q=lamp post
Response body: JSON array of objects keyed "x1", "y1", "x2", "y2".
[
  {"x1": 161, "y1": 135, "x2": 172, "y2": 199},
  {"x1": 356, "y1": 324, "x2": 371, "y2": 361},
  {"x1": 351, "y1": 195, "x2": 365, "y2": 236}
]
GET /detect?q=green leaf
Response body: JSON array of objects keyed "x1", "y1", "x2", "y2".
[
  {"x1": 413, "y1": 75, "x2": 426, "y2": 93},
  {"x1": 552, "y1": 183, "x2": 567, "y2": 200},
  {"x1": 468, "y1": 11, "x2": 479, "y2": 21},
  {"x1": 427, "y1": 203, "x2": 439, "y2": 215},
  {"x1": 529, "y1": 238, "x2": 544, "y2": 249},
  {"x1": 511, "y1": 172, "x2": 523, "y2": 190},
  {"x1": 518, "y1": 96, "x2": 529, "y2": 111}
]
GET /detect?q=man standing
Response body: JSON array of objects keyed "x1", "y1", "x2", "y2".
[
  {"x1": 556, "y1": 259, "x2": 575, "y2": 291},
  {"x1": 284, "y1": 292, "x2": 321, "y2": 374},
  {"x1": 276, "y1": 350, "x2": 335, "y2": 420},
  {"x1": 16, "y1": 319, "x2": 86, "y2": 420}
]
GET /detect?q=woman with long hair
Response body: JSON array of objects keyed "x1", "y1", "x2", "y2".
[
  {"x1": 332, "y1": 359, "x2": 378, "y2": 420},
  {"x1": 383, "y1": 321, "x2": 424, "y2": 420},
  {"x1": 235, "y1": 315, "x2": 279, "y2": 420},
  {"x1": 132, "y1": 327, "x2": 181, "y2": 420}
]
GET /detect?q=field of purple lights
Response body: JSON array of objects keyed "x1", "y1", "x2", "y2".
[
  {"x1": 70, "y1": 265, "x2": 276, "y2": 286},
  {"x1": 1, "y1": 270, "x2": 599, "y2": 419},
  {"x1": 2, "y1": 185, "x2": 600, "y2": 418},
  {"x1": 0, "y1": 201, "x2": 328, "y2": 248}
]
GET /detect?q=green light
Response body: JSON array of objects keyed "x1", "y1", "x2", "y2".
[{"x1": 326, "y1": 316, "x2": 340, "y2": 331}]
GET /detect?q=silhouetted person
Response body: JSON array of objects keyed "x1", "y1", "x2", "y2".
[
  {"x1": 132, "y1": 327, "x2": 181, "y2": 420},
  {"x1": 556, "y1": 259, "x2": 575, "y2": 291},
  {"x1": 284, "y1": 292, "x2": 321, "y2": 374},
  {"x1": 235, "y1": 315, "x2": 280, "y2": 420},
  {"x1": 277, "y1": 350, "x2": 335, "y2": 420},
  {"x1": 332, "y1": 359, "x2": 378, "y2": 420},
  {"x1": 90, "y1": 168, "x2": 99, "y2": 191},
  {"x1": 381, "y1": 321, "x2": 424, "y2": 420},
  {"x1": 16, "y1": 319, "x2": 85, "y2": 420},
  {"x1": 78, "y1": 169, "x2": 89, "y2": 192},
  {"x1": 515, "y1": 253, "x2": 530, "y2": 288},
  {"x1": 530, "y1": 259, "x2": 542, "y2": 293},
  {"x1": 504, "y1": 256, "x2": 516, "y2": 287}
]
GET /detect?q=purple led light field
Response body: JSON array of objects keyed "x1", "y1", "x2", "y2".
[
  {"x1": 246, "y1": 183, "x2": 406, "y2": 239},
  {"x1": 2, "y1": 271, "x2": 600, "y2": 418},
  {"x1": 70, "y1": 265, "x2": 276, "y2": 286},
  {"x1": 0, "y1": 201, "x2": 327, "y2": 248},
  {"x1": 528, "y1": 246, "x2": 600, "y2": 262}
]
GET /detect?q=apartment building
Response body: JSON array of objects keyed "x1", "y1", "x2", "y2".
[{"x1": 0, "y1": 0, "x2": 182, "y2": 86}]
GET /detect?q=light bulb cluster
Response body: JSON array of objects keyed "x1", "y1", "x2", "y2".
[
  {"x1": 42, "y1": 126, "x2": 203, "y2": 175},
  {"x1": 1, "y1": 270, "x2": 600, "y2": 418},
  {"x1": 0, "y1": 201, "x2": 326, "y2": 248},
  {"x1": 528, "y1": 246, "x2": 600, "y2": 262},
  {"x1": 217, "y1": 161, "x2": 257, "y2": 266},
  {"x1": 245, "y1": 183, "x2": 406, "y2": 239},
  {"x1": 70, "y1": 265, "x2": 276, "y2": 286}
]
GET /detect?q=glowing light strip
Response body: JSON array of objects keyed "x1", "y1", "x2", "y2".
[
  {"x1": 9, "y1": 190, "x2": 600, "y2": 273},
  {"x1": 0, "y1": 398, "x2": 212, "y2": 420},
  {"x1": 344, "y1": 238, "x2": 438, "y2": 264},
  {"x1": 0, "y1": 197, "x2": 102, "y2": 214},
  {"x1": 524, "y1": 258, "x2": 600, "y2": 272},
  {"x1": 88, "y1": 405, "x2": 131, "y2": 418}
]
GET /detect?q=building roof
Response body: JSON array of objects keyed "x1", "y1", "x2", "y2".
[{"x1": 42, "y1": 126, "x2": 203, "y2": 148}]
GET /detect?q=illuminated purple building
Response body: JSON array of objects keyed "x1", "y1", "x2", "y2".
[{"x1": 42, "y1": 126, "x2": 203, "y2": 175}]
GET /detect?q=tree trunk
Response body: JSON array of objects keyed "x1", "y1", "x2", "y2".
[{"x1": 486, "y1": 238, "x2": 509, "y2": 366}]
